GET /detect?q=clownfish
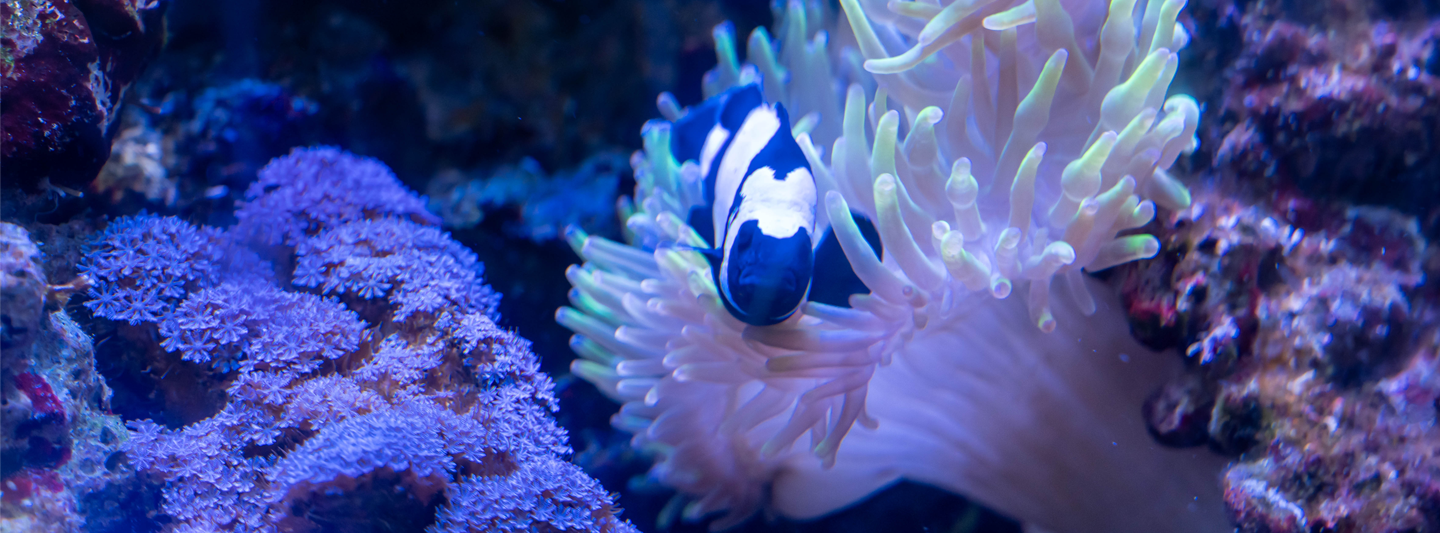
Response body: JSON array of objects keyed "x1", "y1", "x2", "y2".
[{"x1": 671, "y1": 84, "x2": 881, "y2": 326}]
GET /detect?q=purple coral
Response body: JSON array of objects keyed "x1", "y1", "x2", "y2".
[
  {"x1": 293, "y1": 218, "x2": 499, "y2": 321},
  {"x1": 157, "y1": 280, "x2": 367, "y2": 373},
  {"x1": 87, "y1": 147, "x2": 634, "y2": 531},
  {"x1": 439, "y1": 309, "x2": 539, "y2": 380},
  {"x1": 233, "y1": 146, "x2": 438, "y2": 246},
  {"x1": 435, "y1": 454, "x2": 630, "y2": 533},
  {"x1": 270, "y1": 401, "x2": 459, "y2": 497},
  {"x1": 81, "y1": 214, "x2": 269, "y2": 325}
]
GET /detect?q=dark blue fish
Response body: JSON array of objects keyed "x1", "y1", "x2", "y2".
[{"x1": 672, "y1": 84, "x2": 882, "y2": 325}]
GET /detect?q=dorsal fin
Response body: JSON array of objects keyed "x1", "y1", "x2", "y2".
[
  {"x1": 670, "y1": 97, "x2": 724, "y2": 164},
  {"x1": 746, "y1": 102, "x2": 810, "y2": 180},
  {"x1": 718, "y1": 84, "x2": 764, "y2": 133}
]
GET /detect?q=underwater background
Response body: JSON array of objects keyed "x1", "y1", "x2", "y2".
[{"x1": 1, "y1": 0, "x2": 1438, "y2": 531}]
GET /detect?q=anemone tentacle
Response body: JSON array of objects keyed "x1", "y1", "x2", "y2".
[{"x1": 561, "y1": 0, "x2": 1228, "y2": 531}]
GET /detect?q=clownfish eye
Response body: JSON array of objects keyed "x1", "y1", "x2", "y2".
[{"x1": 724, "y1": 221, "x2": 812, "y2": 326}]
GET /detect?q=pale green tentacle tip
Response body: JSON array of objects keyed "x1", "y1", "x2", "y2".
[
  {"x1": 641, "y1": 120, "x2": 671, "y2": 148},
  {"x1": 983, "y1": 1, "x2": 1036, "y2": 30},
  {"x1": 686, "y1": 268, "x2": 718, "y2": 298},
  {"x1": 871, "y1": 110, "x2": 901, "y2": 180},
  {"x1": 1164, "y1": 94, "x2": 1202, "y2": 149},
  {"x1": 825, "y1": 188, "x2": 850, "y2": 213},
  {"x1": 1063, "y1": 131, "x2": 1118, "y2": 198},
  {"x1": 1101, "y1": 48, "x2": 1172, "y2": 125},
  {"x1": 990, "y1": 275, "x2": 1012, "y2": 299},
  {"x1": 1163, "y1": 94, "x2": 1200, "y2": 120},
  {"x1": 704, "y1": 22, "x2": 744, "y2": 98},
  {"x1": 1108, "y1": 0, "x2": 1139, "y2": 14},
  {"x1": 889, "y1": 0, "x2": 941, "y2": 20},
  {"x1": 571, "y1": 359, "x2": 619, "y2": 389},
  {"x1": 747, "y1": 25, "x2": 788, "y2": 85},
  {"x1": 1040, "y1": 241, "x2": 1077, "y2": 269},
  {"x1": 617, "y1": 195, "x2": 636, "y2": 222},
  {"x1": 657, "y1": 92, "x2": 683, "y2": 122},
  {"x1": 1088, "y1": 234, "x2": 1161, "y2": 271},
  {"x1": 1149, "y1": 168, "x2": 1192, "y2": 211},
  {"x1": 639, "y1": 120, "x2": 677, "y2": 173},
  {"x1": 946, "y1": 158, "x2": 978, "y2": 204},
  {"x1": 565, "y1": 225, "x2": 590, "y2": 259},
  {"x1": 875, "y1": 172, "x2": 899, "y2": 198},
  {"x1": 864, "y1": 51, "x2": 919, "y2": 75},
  {"x1": 792, "y1": 111, "x2": 820, "y2": 137},
  {"x1": 915, "y1": 105, "x2": 944, "y2": 126},
  {"x1": 713, "y1": 21, "x2": 738, "y2": 64},
  {"x1": 814, "y1": 444, "x2": 838, "y2": 469}
]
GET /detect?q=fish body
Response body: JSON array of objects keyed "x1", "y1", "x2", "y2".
[{"x1": 673, "y1": 84, "x2": 816, "y2": 326}]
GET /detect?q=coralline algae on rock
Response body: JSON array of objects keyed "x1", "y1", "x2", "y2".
[
  {"x1": 1208, "y1": 0, "x2": 1440, "y2": 221},
  {"x1": 1, "y1": 222, "x2": 47, "y2": 350},
  {"x1": 1127, "y1": 3, "x2": 1440, "y2": 526},
  {"x1": 1, "y1": 223, "x2": 131, "y2": 533},
  {"x1": 1, "y1": 0, "x2": 167, "y2": 191},
  {"x1": 1115, "y1": 193, "x2": 1439, "y2": 532}
]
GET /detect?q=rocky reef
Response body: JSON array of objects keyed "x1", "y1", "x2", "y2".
[
  {"x1": 2, "y1": 0, "x2": 167, "y2": 192},
  {"x1": 1198, "y1": 0, "x2": 1440, "y2": 221},
  {"x1": 1, "y1": 222, "x2": 132, "y2": 532},
  {"x1": 1111, "y1": 0, "x2": 1440, "y2": 530},
  {"x1": 1118, "y1": 192, "x2": 1438, "y2": 531}
]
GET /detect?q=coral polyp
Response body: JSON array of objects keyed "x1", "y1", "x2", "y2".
[{"x1": 559, "y1": 0, "x2": 1229, "y2": 531}]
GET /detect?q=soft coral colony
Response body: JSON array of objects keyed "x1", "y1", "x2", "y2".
[
  {"x1": 82, "y1": 147, "x2": 636, "y2": 532},
  {"x1": 560, "y1": 0, "x2": 1229, "y2": 531}
]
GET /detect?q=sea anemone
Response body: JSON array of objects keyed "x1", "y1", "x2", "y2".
[{"x1": 558, "y1": 0, "x2": 1228, "y2": 531}]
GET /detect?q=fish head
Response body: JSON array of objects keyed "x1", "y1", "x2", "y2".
[{"x1": 720, "y1": 218, "x2": 813, "y2": 326}]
